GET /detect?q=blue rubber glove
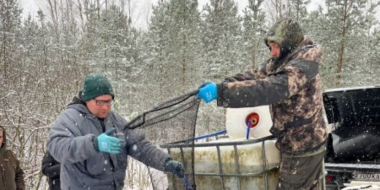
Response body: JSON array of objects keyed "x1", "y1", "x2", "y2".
[
  {"x1": 95, "y1": 128, "x2": 121, "y2": 154},
  {"x1": 197, "y1": 82, "x2": 218, "y2": 103},
  {"x1": 165, "y1": 159, "x2": 185, "y2": 178}
]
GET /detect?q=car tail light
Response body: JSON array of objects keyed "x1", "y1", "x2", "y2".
[
  {"x1": 245, "y1": 113, "x2": 260, "y2": 128},
  {"x1": 325, "y1": 175, "x2": 335, "y2": 182}
]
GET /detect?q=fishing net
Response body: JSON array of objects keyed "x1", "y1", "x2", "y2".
[{"x1": 124, "y1": 90, "x2": 200, "y2": 190}]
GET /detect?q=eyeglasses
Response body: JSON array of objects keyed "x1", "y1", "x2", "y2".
[{"x1": 93, "y1": 99, "x2": 114, "y2": 106}]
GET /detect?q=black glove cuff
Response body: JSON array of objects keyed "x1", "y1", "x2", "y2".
[
  {"x1": 164, "y1": 157, "x2": 174, "y2": 172},
  {"x1": 164, "y1": 157, "x2": 172, "y2": 165},
  {"x1": 217, "y1": 82, "x2": 227, "y2": 107},
  {"x1": 92, "y1": 136, "x2": 99, "y2": 152}
]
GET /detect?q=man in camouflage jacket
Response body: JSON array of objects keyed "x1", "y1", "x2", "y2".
[{"x1": 197, "y1": 18, "x2": 327, "y2": 190}]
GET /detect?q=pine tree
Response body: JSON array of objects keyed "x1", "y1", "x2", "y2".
[
  {"x1": 286, "y1": 0, "x2": 311, "y2": 22},
  {"x1": 0, "y1": 0, "x2": 22, "y2": 78},
  {"x1": 200, "y1": 0, "x2": 242, "y2": 79},
  {"x1": 241, "y1": 0, "x2": 267, "y2": 69},
  {"x1": 313, "y1": 0, "x2": 380, "y2": 87},
  {"x1": 143, "y1": 0, "x2": 201, "y2": 102}
]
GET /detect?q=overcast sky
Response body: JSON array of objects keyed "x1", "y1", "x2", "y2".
[{"x1": 19, "y1": 0, "x2": 379, "y2": 30}]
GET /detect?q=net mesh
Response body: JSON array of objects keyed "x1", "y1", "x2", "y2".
[{"x1": 124, "y1": 90, "x2": 200, "y2": 190}]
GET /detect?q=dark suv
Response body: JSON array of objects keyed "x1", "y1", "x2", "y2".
[{"x1": 323, "y1": 86, "x2": 380, "y2": 189}]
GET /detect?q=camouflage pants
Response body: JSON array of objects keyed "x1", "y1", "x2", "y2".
[{"x1": 277, "y1": 151, "x2": 325, "y2": 190}]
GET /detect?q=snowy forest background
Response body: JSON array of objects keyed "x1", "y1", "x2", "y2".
[{"x1": 1, "y1": 0, "x2": 380, "y2": 189}]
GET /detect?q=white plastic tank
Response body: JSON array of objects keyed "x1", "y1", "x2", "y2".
[
  {"x1": 226, "y1": 106, "x2": 273, "y2": 139},
  {"x1": 168, "y1": 138, "x2": 279, "y2": 190},
  {"x1": 166, "y1": 105, "x2": 280, "y2": 190}
]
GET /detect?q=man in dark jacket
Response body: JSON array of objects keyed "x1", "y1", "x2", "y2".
[
  {"x1": 0, "y1": 126, "x2": 25, "y2": 190},
  {"x1": 41, "y1": 151, "x2": 61, "y2": 190},
  {"x1": 47, "y1": 74, "x2": 184, "y2": 190},
  {"x1": 197, "y1": 18, "x2": 327, "y2": 190}
]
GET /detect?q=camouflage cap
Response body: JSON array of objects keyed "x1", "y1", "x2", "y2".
[{"x1": 264, "y1": 18, "x2": 304, "y2": 58}]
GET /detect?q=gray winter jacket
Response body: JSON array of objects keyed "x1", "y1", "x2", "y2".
[{"x1": 47, "y1": 97, "x2": 170, "y2": 190}]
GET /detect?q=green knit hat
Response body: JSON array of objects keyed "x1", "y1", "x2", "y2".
[{"x1": 81, "y1": 74, "x2": 114, "y2": 102}]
